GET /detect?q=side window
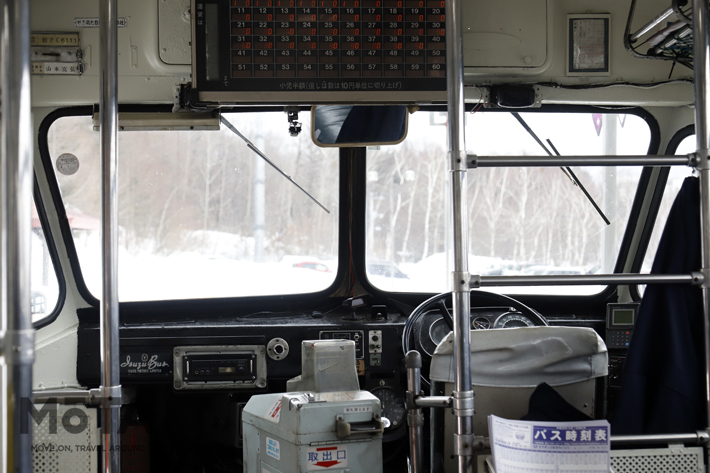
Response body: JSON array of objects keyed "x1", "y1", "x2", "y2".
[
  {"x1": 32, "y1": 199, "x2": 61, "y2": 323},
  {"x1": 641, "y1": 134, "x2": 695, "y2": 272}
]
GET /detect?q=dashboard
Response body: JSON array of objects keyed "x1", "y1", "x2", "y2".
[
  {"x1": 416, "y1": 307, "x2": 538, "y2": 356},
  {"x1": 73, "y1": 297, "x2": 603, "y2": 471}
]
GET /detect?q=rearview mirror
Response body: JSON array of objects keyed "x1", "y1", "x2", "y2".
[{"x1": 311, "y1": 105, "x2": 408, "y2": 147}]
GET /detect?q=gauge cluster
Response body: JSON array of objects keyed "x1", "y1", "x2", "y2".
[
  {"x1": 417, "y1": 306, "x2": 538, "y2": 356},
  {"x1": 370, "y1": 386, "x2": 406, "y2": 428}
]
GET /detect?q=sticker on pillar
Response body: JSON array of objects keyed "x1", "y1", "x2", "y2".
[
  {"x1": 306, "y1": 446, "x2": 348, "y2": 470},
  {"x1": 56, "y1": 153, "x2": 80, "y2": 176},
  {"x1": 266, "y1": 398, "x2": 282, "y2": 423},
  {"x1": 266, "y1": 437, "x2": 280, "y2": 460}
]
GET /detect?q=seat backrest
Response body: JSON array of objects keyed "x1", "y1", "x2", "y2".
[{"x1": 430, "y1": 326, "x2": 608, "y2": 473}]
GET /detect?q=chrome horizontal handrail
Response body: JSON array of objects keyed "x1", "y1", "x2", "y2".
[
  {"x1": 468, "y1": 154, "x2": 692, "y2": 168},
  {"x1": 414, "y1": 396, "x2": 452, "y2": 408},
  {"x1": 611, "y1": 430, "x2": 710, "y2": 446},
  {"x1": 33, "y1": 389, "x2": 93, "y2": 404},
  {"x1": 473, "y1": 272, "x2": 703, "y2": 287}
]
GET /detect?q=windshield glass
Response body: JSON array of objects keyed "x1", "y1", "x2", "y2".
[
  {"x1": 366, "y1": 110, "x2": 651, "y2": 295},
  {"x1": 48, "y1": 111, "x2": 339, "y2": 301}
]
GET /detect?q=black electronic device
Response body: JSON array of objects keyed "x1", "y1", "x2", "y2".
[
  {"x1": 191, "y1": 0, "x2": 447, "y2": 103},
  {"x1": 173, "y1": 345, "x2": 267, "y2": 390},
  {"x1": 184, "y1": 354, "x2": 256, "y2": 382},
  {"x1": 319, "y1": 330, "x2": 365, "y2": 358},
  {"x1": 608, "y1": 355, "x2": 625, "y2": 388},
  {"x1": 605, "y1": 303, "x2": 639, "y2": 350}
]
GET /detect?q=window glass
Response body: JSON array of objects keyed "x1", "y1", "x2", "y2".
[
  {"x1": 48, "y1": 111, "x2": 339, "y2": 301},
  {"x1": 641, "y1": 134, "x2": 695, "y2": 273},
  {"x1": 366, "y1": 111, "x2": 651, "y2": 294},
  {"x1": 32, "y1": 201, "x2": 61, "y2": 322}
]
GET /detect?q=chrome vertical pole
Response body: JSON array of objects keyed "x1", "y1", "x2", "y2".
[
  {"x1": 1, "y1": 0, "x2": 34, "y2": 471},
  {"x1": 405, "y1": 351, "x2": 424, "y2": 473},
  {"x1": 692, "y1": 0, "x2": 710, "y2": 432},
  {"x1": 445, "y1": 0, "x2": 473, "y2": 468},
  {"x1": 99, "y1": 0, "x2": 122, "y2": 470}
]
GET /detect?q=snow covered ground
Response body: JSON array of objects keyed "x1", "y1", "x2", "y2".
[{"x1": 34, "y1": 231, "x2": 609, "y2": 318}]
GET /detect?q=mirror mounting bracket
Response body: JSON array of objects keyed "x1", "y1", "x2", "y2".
[{"x1": 286, "y1": 107, "x2": 302, "y2": 137}]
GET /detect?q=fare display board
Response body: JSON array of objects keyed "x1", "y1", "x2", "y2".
[{"x1": 192, "y1": 0, "x2": 447, "y2": 102}]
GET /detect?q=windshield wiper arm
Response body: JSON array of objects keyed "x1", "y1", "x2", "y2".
[
  {"x1": 510, "y1": 112, "x2": 610, "y2": 226},
  {"x1": 546, "y1": 139, "x2": 610, "y2": 225},
  {"x1": 220, "y1": 116, "x2": 330, "y2": 214}
]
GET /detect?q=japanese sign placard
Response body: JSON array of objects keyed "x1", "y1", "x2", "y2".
[{"x1": 489, "y1": 415, "x2": 610, "y2": 473}]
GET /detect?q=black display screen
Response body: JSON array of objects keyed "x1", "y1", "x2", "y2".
[
  {"x1": 193, "y1": 0, "x2": 447, "y2": 101},
  {"x1": 612, "y1": 309, "x2": 634, "y2": 326}
]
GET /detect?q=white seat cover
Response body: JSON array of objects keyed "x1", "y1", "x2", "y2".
[{"x1": 430, "y1": 326, "x2": 608, "y2": 387}]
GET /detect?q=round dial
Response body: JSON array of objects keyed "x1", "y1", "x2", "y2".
[
  {"x1": 370, "y1": 387, "x2": 406, "y2": 429},
  {"x1": 494, "y1": 313, "x2": 535, "y2": 329},
  {"x1": 472, "y1": 317, "x2": 491, "y2": 329},
  {"x1": 428, "y1": 316, "x2": 450, "y2": 348}
]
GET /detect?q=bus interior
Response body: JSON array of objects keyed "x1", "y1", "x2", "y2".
[{"x1": 5, "y1": 0, "x2": 710, "y2": 472}]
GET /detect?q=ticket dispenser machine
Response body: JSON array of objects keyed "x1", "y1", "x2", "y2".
[{"x1": 242, "y1": 340, "x2": 384, "y2": 473}]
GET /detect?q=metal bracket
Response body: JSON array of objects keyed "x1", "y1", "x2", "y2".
[
  {"x1": 452, "y1": 390, "x2": 474, "y2": 417},
  {"x1": 700, "y1": 268, "x2": 710, "y2": 289},
  {"x1": 691, "y1": 270, "x2": 705, "y2": 286},
  {"x1": 88, "y1": 385, "x2": 123, "y2": 408},
  {"x1": 469, "y1": 274, "x2": 482, "y2": 289},
  {"x1": 449, "y1": 150, "x2": 469, "y2": 172},
  {"x1": 406, "y1": 390, "x2": 424, "y2": 410},
  {"x1": 407, "y1": 410, "x2": 425, "y2": 428},
  {"x1": 691, "y1": 150, "x2": 710, "y2": 170},
  {"x1": 451, "y1": 271, "x2": 470, "y2": 293},
  {"x1": 453, "y1": 433, "x2": 475, "y2": 456},
  {"x1": 285, "y1": 106, "x2": 302, "y2": 137},
  {"x1": 668, "y1": 442, "x2": 685, "y2": 455},
  {"x1": 466, "y1": 153, "x2": 478, "y2": 169},
  {"x1": 3, "y1": 329, "x2": 35, "y2": 365},
  {"x1": 172, "y1": 85, "x2": 183, "y2": 112}
]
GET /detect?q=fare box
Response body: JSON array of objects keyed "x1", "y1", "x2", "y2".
[{"x1": 242, "y1": 391, "x2": 383, "y2": 473}]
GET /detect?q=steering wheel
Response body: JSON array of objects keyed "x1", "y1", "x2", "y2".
[{"x1": 401, "y1": 290, "x2": 548, "y2": 357}]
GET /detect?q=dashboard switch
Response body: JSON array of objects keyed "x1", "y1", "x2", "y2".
[
  {"x1": 267, "y1": 338, "x2": 290, "y2": 361},
  {"x1": 369, "y1": 330, "x2": 383, "y2": 354}
]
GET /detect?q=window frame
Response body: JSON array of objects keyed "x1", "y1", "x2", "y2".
[
  {"x1": 38, "y1": 106, "x2": 349, "y2": 319},
  {"x1": 629, "y1": 124, "x2": 695, "y2": 301},
  {"x1": 32, "y1": 174, "x2": 67, "y2": 329},
  {"x1": 354, "y1": 105, "x2": 661, "y2": 309}
]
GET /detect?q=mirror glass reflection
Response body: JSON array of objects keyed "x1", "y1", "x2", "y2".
[{"x1": 312, "y1": 105, "x2": 408, "y2": 146}]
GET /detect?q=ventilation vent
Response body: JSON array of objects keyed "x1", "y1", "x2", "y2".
[
  {"x1": 611, "y1": 446, "x2": 704, "y2": 473},
  {"x1": 32, "y1": 404, "x2": 98, "y2": 473}
]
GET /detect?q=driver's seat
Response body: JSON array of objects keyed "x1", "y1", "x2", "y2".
[{"x1": 429, "y1": 326, "x2": 608, "y2": 472}]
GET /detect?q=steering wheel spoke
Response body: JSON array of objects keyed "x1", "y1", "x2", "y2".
[{"x1": 436, "y1": 299, "x2": 454, "y2": 331}]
